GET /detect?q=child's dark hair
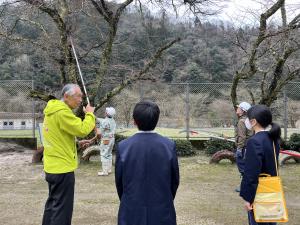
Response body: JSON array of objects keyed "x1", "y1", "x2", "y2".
[
  {"x1": 133, "y1": 100, "x2": 160, "y2": 131},
  {"x1": 247, "y1": 105, "x2": 281, "y2": 141}
]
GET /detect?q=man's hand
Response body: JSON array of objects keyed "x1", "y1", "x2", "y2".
[
  {"x1": 83, "y1": 104, "x2": 95, "y2": 113},
  {"x1": 78, "y1": 140, "x2": 92, "y2": 148},
  {"x1": 244, "y1": 201, "x2": 253, "y2": 211},
  {"x1": 95, "y1": 128, "x2": 101, "y2": 139}
]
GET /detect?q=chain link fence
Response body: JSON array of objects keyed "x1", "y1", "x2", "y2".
[
  {"x1": 1, "y1": 80, "x2": 299, "y2": 141},
  {"x1": 111, "y1": 81, "x2": 300, "y2": 140},
  {"x1": 0, "y1": 80, "x2": 44, "y2": 139}
]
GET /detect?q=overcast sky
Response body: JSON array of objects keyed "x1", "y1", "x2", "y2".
[
  {"x1": 219, "y1": 0, "x2": 300, "y2": 25},
  {"x1": 1, "y1": 0, "x2": 299, "y2": 26},
  {"x1": 132, "y1": 0, "x2": 300, "y2": 26}
]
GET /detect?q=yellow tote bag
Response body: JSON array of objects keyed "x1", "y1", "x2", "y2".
[{"x1": 253, "y1": 143, "x2": 288, "y2": 223}]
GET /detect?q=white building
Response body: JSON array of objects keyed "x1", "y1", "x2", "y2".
[{"x1": 0, "y1": 112, "x2": 40, "y2": 130}]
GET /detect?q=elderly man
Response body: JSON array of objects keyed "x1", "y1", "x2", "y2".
[{"x1": 42, "y1": 84, "x2": 95, "y2": 225}]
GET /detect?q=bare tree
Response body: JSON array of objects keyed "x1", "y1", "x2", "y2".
[
  {"x1": 0, "y1": 0, "x2": 180, "y2": 111},
  {"x1": 0, "y1": 0, "x2": 230, "y2": 114},
  {"x1": 90, "y1": 0, "x2": 134, "y2": 99},
  {"x1": 0, "y1": 0, "x2": 79, "y2": 85},
  {"x1": 139, "y1": 0, "x2": 226, "y2": 21},
  {"x1": 93, "y1": 37, "x2": 180, "y2": 111},
  {"x1": 231, "y1": 0, "x2": 300, "y2": 107},
  {"x1": 112, "y1": 89, "x2": 139, "y2": 128},
  {"x1": 87, "y1": 0, "x2": 180, "y2": 108}
]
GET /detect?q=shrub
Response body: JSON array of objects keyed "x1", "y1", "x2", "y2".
[
  {"x1": 115, "y1": 133, "x2": 128, "y2": 144},
  {"x1": 173, "y1": 139, "x2": 196, "y2": 157},
  {"x1": 113, "y1": 134, "x2": 128, "y2": 152},
  {"x1": 113, "y1": 134, "x2": 196, "y2": 157},
  {"x1": 288, "y1": 133, "x2": 300, "y2": 152},
  {"x1": 204, "y1": 138, "x2": 235, "y2": 155},
  {"x1": 280, "y1": 139, "x2": 291, "y2": 150}
]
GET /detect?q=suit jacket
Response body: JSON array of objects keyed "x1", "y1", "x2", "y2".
[
  {"x1": 115, "y1": 132, "x2": 180, "y2": 225},
  {"x1": 240, "y1": 131, "x2": 280, "y2": 203}
]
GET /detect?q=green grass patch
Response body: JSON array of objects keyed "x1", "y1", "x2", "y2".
[
  {"x1": 117, "y1": 127, "x2": 235, "y2": 140},
  {"x1": 0, "y1": 129, "x2": 42, "y2": 147}
]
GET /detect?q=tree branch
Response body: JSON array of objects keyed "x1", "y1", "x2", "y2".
[
  {"x1": 28, "y1": 90, "x2": 57, "y2": 102},
  {"x1": 233, "y1": 33, "x2": 247, "y2": 55},
  {"x1": 231, "y1": 0, "x2": 286, "y2": 108},
  {"x1": 90, "y1": 0, "x2": 112, "y2": 23},
  {"x1": 115, "y1": 0, "x2": 133, "y2": 20},
  {"x1": 249, "y1": 0, "x2": 285, "y2": 73},
  {"x1": 23, "y1": 0, "x2": 77, "y2": 84},
  {"x1": 17, "y1": 17, "x2": 50, "y2": 38},
  {"x1": 0, "y1": 31, "x2": 44, "y2": 47},
  {"x1": 94, "y1": 37, "x2": 181, "y2": 110},
  {"x1": 78, "y1": 41, "x2": 106, "y2": 60},
  {"x1": 281, "y1": 0, "x2": 287, "y2": 27}
]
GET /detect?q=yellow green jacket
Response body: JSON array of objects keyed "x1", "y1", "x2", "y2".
[{"x1": 42, "y1": 99, "x2": 95, "y2": 174}]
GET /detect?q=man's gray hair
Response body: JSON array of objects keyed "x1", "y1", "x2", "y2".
[{"x1": 61, "y1": 84, "x2": 79, "y2": 97}]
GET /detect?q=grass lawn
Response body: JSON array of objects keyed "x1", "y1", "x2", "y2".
[
  {"x1": 0, "y1": 151, "x2": 299, "y2": 225},
  {"x1": 0, "y1": 129, "x2": 39, "y2": 137},
  {"x1": 117, "y1": 127, "x2": 299, "y2": 140},
  {"x1": 117, "y1": 127, "x2": 235, "y2": 140}
]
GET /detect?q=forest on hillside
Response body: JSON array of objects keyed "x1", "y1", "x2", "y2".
[{"x1": 0, "y1": 3, "x2": 244, "y2": 85}]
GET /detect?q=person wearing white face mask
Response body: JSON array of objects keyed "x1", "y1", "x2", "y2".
[
  {"x1": 234, "y1": 102, "x2": 253, "y2": 192},
  {"x1": 240, "y1": 105, "x2": 281, "y2": 225}
]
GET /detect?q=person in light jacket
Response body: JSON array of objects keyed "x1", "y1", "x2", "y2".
[{"x1": 97, "y1": 107, "x2": 116, "y2": 176}]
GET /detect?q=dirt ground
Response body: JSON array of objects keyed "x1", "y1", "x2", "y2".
[{"x1": 0, "y1": 143, "x2": 300, "y2": 225}]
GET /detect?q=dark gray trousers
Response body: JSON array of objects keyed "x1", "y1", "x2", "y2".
[{"x1": 42, "y1": 172, "x2": 75, "y2": 225}]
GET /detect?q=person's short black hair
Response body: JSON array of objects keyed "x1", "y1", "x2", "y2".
[{"x1": 133, "y1": 100, "x2": 160, "y2": 131}]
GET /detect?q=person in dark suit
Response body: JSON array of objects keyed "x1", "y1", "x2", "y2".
[
  {"x1": 115, "y1": 100, "x2": 180, "y2": 225},
  {"x1": 240, "y1": 105, "x2": 281, "y2": 225}
]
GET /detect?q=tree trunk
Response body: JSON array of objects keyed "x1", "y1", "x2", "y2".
[{"x1": 95, "y1": 24, "x2": 118, "y2": 99}]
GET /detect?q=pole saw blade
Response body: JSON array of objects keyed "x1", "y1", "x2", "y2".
[{"x1": 70, "y1": 36, "x2": 90, "y2": 105}]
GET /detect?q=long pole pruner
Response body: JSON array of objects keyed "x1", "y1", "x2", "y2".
[{"x1": 69, "y1": 36, "x2": 90, "y2": 105}]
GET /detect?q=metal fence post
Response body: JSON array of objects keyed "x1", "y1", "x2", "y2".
[
  {"x1": 32, "y1": 80, "x2": 36, "y2": 139},
  {"x1": 185, "y1": 83, "x2": 190, "y2": 140},
  {"x1": 139, "y1": 82, "x2": 144, "y2": 101},
  {"x1": 283, "y1": 88, "x2": 288, "y2": 141}
]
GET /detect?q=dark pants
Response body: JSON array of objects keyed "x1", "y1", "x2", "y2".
[
  {"x1": 235, "y1": 148, "x2": 245, "y2": 176},
  {"x1": 42, "y1": 172, "x2": 75, "y2": 225},
  {"x1": 248, "y1": 210, "x2": 276, "y2": 225}
]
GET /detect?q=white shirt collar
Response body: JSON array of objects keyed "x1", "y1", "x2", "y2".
[
  {"x1": 256, "y1": 129, "x2": 267, "y2": 134},
  {"x1": 137, "y1": 130, "x2": 156, "y2": 133}
]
